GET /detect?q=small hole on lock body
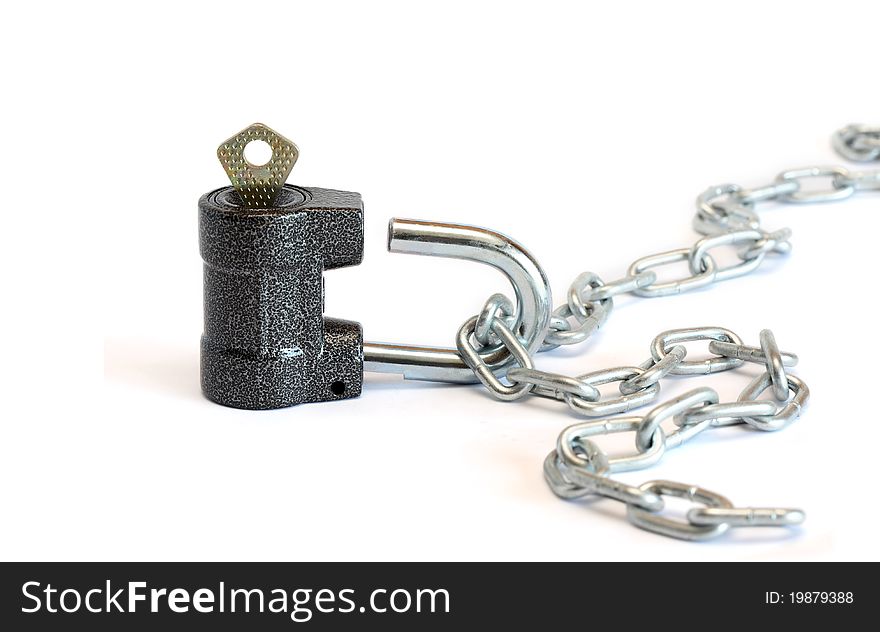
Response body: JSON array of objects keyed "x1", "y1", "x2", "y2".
[
  {"x1": 244, "y1": 139, "x2": 273, "y2": 167},
  {"x1": 330, "y1": 381, "x2": 346, "y2": 396}
]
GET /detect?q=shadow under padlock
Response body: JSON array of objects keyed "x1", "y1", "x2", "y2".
[{"x1": 199, "y1": 123, "x2": 552, "y2": 410}]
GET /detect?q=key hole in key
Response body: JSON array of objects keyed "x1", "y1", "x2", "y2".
[{"x1": 244, "y1": 140, "x2": 273, "y2": 167}]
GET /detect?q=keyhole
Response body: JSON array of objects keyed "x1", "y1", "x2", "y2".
[{"x1": 244, "y1": 140, "x2": 273, "y2": 167}]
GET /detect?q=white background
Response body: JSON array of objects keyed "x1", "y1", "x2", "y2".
[{"x1": 2, "y1": 1, "x2": 877, "y2": 561}]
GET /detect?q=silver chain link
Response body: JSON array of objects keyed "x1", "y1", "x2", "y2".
[
  {"x1": 543, "y1": 327, "x2": 809, "y2": 541},
  {"x1": 833, "y1": 124, "x2": 880, "y2": 163},
  {"x1": 454, "y1": 125, "x2": 878, "y2": 540}
]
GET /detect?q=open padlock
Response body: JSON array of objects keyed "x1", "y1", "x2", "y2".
[
  {"x1": 195, "y1": 120, "x2": 877, "y2": 542},
  {"x1": 199, "y1": 123, "x2": 552, "y2": 409}
]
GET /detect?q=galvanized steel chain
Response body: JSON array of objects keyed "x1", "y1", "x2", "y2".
[
  {"x1": 454, "y1": 124, "x2": 878, "y2": 540},
  {"x1": 833, "y1": 124, "x2": 880, "y2": 163},
  {"x1": 543, "y1": 327, "x2": 809, "y2": 541}
]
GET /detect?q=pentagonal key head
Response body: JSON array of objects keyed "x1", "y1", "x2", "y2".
[{"x1": 217, "y1": 123, "x2": 299, "y2": 208}]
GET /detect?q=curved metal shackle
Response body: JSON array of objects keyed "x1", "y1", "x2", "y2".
[{"x1": 363, "y1": 218, "x2": 553, "y2": 383}]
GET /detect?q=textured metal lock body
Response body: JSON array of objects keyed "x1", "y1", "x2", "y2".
[{"x1": 199, "y1": 184, "x2": 364, "y2": 410}]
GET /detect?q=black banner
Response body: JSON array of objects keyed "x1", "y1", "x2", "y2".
[{"x1": 0, "y1": 563, "x2": 868, "y2": 629}]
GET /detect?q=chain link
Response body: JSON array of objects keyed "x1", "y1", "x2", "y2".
[
  {"x1": 454, "y1": 125, "x2": 877, "y2": 540},
  {"x1": 543, "y1": 327, "x2": 810, "y2": 541},
  {"x1": 833, "y1": 124, "x2": 880, "y2": 162}
]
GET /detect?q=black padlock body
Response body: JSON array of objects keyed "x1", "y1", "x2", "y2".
[{"x1": 199, "y1": 184, "x2": 364, "y2": 410}]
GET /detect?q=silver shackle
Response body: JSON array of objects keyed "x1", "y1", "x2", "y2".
[{"x1": 364, "y1": 218, "x2": 552, "y2": 383}]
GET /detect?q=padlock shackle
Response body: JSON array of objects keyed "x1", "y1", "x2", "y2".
[{"x1": 363, "y1": 218, "x2": 552, "y2": 383}]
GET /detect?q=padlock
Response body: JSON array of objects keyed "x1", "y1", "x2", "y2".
[{"x1": 199, "y1": 124, "x2": 552, "y2": 410}]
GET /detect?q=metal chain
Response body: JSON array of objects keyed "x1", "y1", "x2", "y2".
[
  {"x1": 542, "y1": 327, "x2": 808, "y2": 541},
  {"x1": 833, "y1": 124, "x2": 880, "y2": 163},
  {"x1": 454, "y1": 125, "x2": 878, "y2": 540}
]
